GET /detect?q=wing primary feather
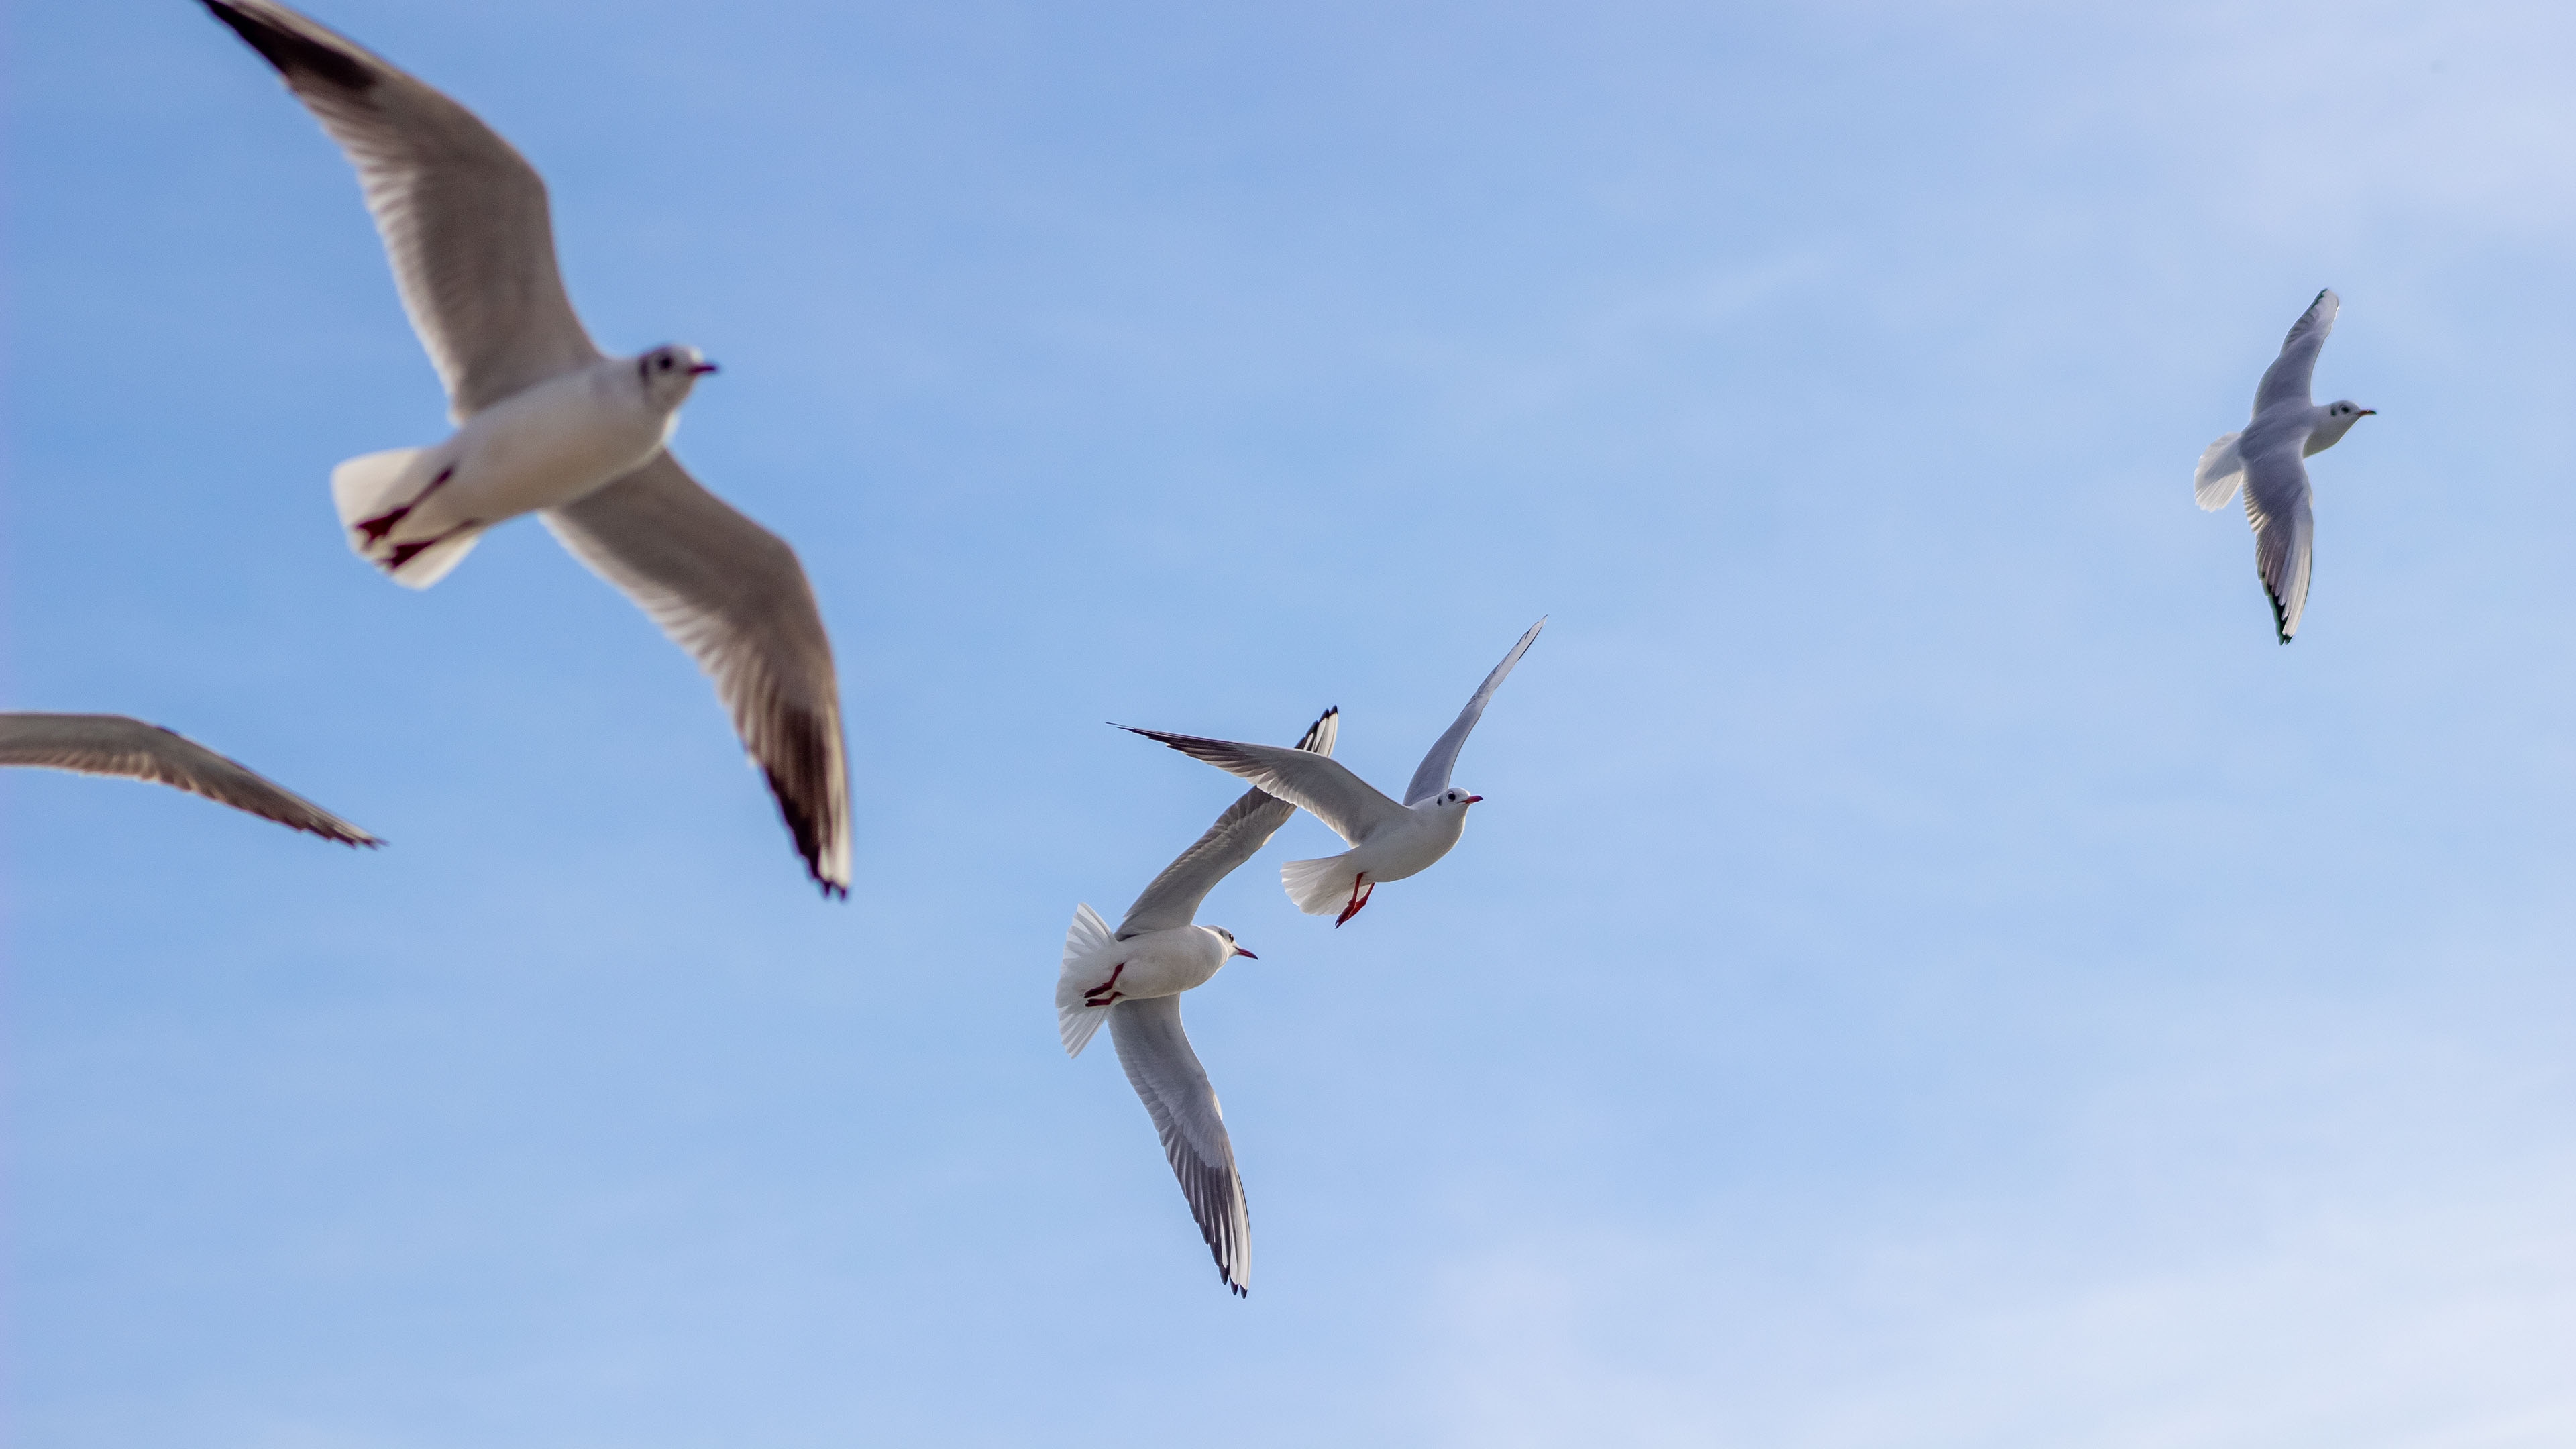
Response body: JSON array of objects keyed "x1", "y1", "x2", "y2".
[
  {"x1": 0, "y1": 713, "x2": 380, "y2": 846},
  {"x1": 1115, "y1": 707, "x2": 1338, "y2": 938},
  {"x1": 197, "y1": 0, "x2": 600, "y2": 415},
  {"x1": 542, "y1": 455, "x2": 852, "y2": 895},
  {"x1": 2241, "y1": 455, "x2": 2314, "y2": 643},
  {"x1": 201, "y1": 0, "x2": 372, "y2": 89},
  {"x1": 1109, "y1": 996, "x2": 1250, "y2": 1296},
  {"x1": 1119, "y1": 725, "x2": 1405, "y2": 845},
  {"x1": 1403, "y1": 616, "x2": 1546, "y2": 806},
  {"x1": 2251, "y1": 288, "x2": 2339, "y2": 417}
]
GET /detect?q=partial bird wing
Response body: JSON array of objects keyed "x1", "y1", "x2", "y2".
[
  {"x1": 2243, "y1": 450, "x2": 2315, "y2": 643},
  {"x1": 200, "y1": 0, "x2": 599, "y2": 418},
  {"x1": 542, "y1": 453, "x2": 853, "y2": 895},
  {"x1": 1118, "y1": 708, "x2": 1338, "y2": 938},
  {"x1": 2251, "y1": 288, "x2": 2339, "y2": 417},
  {"x1": 1108, "y1": 994, "x2": 1250, "y2": 1297},
  {"x1": 0, "y1": 713, "x2": 378, "y2": 846},
  {"x1": 1403, "y1": 617, "x2": 1546, "y2": 806},
  {"x1": 1124, "y1": 727, "x2": 1405, "y2": 847}
]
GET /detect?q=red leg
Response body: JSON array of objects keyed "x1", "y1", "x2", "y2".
[
  {"x1": 356, "y1": 465, "x2": 458, "y2": 544},
  {"x1": 1083, "y1": 961, "x2": 1127, "y2": 1007},
  {"x1": 1334, "y1": 874, "x2": 1373, "y2": 927},
  {"x1": 384, "y1": 517, "x2": 481, "y2": 572}
]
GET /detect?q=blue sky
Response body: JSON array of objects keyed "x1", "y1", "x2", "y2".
[{"x1": 11, "y1": 0, "x2": 2576, "y2": 1443}]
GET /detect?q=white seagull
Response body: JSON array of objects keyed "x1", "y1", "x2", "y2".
[
  {"x1": 199, "y1": 0, "x2": 852, "y2": 894},
  {"x1": 1126, "y1": 618, "x2": 1543, "y2": 926},
  {"x1": 1, "y1": 712, "x2": 377, "y2": 846},
  {"x1": 2194, "y1": 289, "x2": 2376, "y2": 643},
  {"x1": 1058, "y1": 707, "x2": 1339, "y2": 1297}
]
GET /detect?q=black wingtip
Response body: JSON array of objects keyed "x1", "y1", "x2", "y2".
[
  {"x1": 757, "y1": 720, "x2": 849, "y2": 902},
  {"x1": 199, "y1": 0, "x2": 376, "y2": 93},
  {"x1": 2261, "y1": 580, "x2": 2294, "y2": 645}
]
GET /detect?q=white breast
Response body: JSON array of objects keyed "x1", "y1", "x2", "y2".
[
  {"x1": 1352, "y1": 807, "x2": 1469, "y2": 884},
  {"x1": 405, "y1": 363, "x2": 674, "y2": 534},
  {"x1": 1089, "y1": 926, "x2": 1232, "y2": 1002}
]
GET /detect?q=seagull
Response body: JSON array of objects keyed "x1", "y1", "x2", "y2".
[
  {"x1": 1, "y1": 713, "x2": 377, "y2": 846},
  {"x1": 1126, "y1": 618, "x2": 1543, "y2": 926},
  {"x1": 197, "y1": 0, "x2": 851, "y2": 894},
  {"x1": 2194, "y1": 289, "x2": 2376, "y2": 643},
  {"x1": 1058, "y1": 706, "x2": 1340, "y2": 1297}
]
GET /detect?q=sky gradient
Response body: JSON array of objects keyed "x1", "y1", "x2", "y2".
[{"x1": 11, "y1": 1, "x2": 2576, "y2": 1444}]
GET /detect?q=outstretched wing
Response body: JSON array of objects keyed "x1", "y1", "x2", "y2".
[
  {"x1": 199, "y1": 0, "x2": 598, "y2": 418},
  {"x1": 1402, "y1": 617, "x2": 1546, "y2": 806},
  {"x1": 0, "y1": 713, "x2": 378, "y2": 846},
  {"x1": 543, "y1": 453, "x2": 853, "y2": 896},
  {"x1": 1124, "y1": 727, "x2": 1406, "y2": 847},
  {"x1": 1118, "y1": 708, "x2": 1338, "y2": 938},
  {"x1": 2243, "y1": 451, "x2": 2316, "y2": 643},
  {"x1": 2252, "y1": 288, "x2": 2339, "y2": 418},
  {"x1": 1109, "y1": 994, "x2": 1250, "y2": 1297}
]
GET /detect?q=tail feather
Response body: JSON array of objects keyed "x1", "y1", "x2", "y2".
[
  {"x1": 2194, "y1": 431, "x2": 2246, "y2": 511},
  {"x1": 1281, "y1": 854, "x2": 1359, "y2": 917},
  {"x1": 1056, "y1": 903, "x2": 1119, "y2": 1057},
  {"x1": 330, "y1": 447, "x2": 482, "y2": 589}
]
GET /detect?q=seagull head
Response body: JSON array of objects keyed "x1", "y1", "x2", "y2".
[
  {"x1": 2310, "y1": 398, "x2": 2376, "y2": 453},
  {"x1": 1426, "y1": 787, "x2": 1484, "y2": 811},
  {"x1": 1209, "y1": 926, "x2": 1256, "y2": 960},
  {"x1": 635, "y1": 344, "x2": 720, "y2": 411}
]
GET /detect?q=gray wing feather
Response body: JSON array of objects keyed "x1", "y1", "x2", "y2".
[
  {"x1": 2252, "y1": 288, "x2": 2339, "y2": 417},
  {"x1": 1125, "y1": 729, "x2": 1405, "y2": 846},
  {"x1": 2243, "y1": 451, "x2": 2315, "y2": 643},
  {"x1": 1109, "y1": 994, "x2": 1250, "y2": 1297},
  {"x1": 542, "y1": 453, "x2": 853, "y2": 895},
  {"x1": 1403, "y1": 617, "x2": 1546, "y2": 806},
  {"x1": 200, "y1": 0, "x2": 599, "y2": 417},
  {"x1": 1118, "y1": 708, "x2": 1338, "y2": 938},
  {"x1": 0, "y1": 713, "x2": 378, "y2": 845}
]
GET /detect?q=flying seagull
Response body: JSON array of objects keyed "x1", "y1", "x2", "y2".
[
  {"x1": 2194, "y1": 289, "x2": 2375, "y2": 643},
  {"x1": 197, "y1": 0, "x2": 851, "y2": 894},
  {"x1": 1059, "y1": 706, "x2": 1339, "y2": 1297},
  {"x1": 1126, "y1": 618, "x2": 1542, "y2": 926},
  {"x1": 1, "y1": 713, "x2": 377, "y2": 846}
]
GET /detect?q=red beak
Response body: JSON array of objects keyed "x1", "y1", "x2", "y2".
[
  {"x1": 1462, "y1": 794, "x2": 1484, "y2": 804},
  {"x1": 689, "y1": 362, "x2": 720, "y2": 376},
  {"x1": 1234, "y1": 947, "x2": 1258, "y2": 959}
]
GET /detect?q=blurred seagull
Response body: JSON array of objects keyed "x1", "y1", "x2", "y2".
[
  {"x1": 1059, "y1": 707, "x2": 1340, "y2": 1297},
  {"x1": 1126, "y1": 618, "x2": 1543, "y2": 926},
  {"x1": 1, "y1": 713, "x2": 377, "y2": 846},
  {"x1": 197, "y1": 0, "x2": 851, "y2": 894},
  {"x1": 2194, "y1": 289, "x2": 2375, "y2": 643}
]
